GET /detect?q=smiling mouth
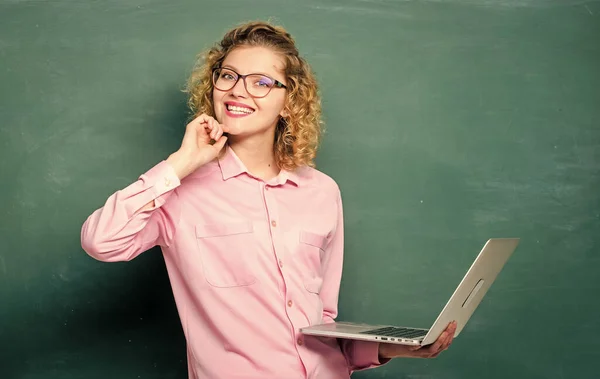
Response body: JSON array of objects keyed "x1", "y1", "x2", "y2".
[{"x1": 226, "y1": 104, "x2": 255, "y2": 115}]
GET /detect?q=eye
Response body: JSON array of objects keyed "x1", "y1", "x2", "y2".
[
  {"x1": 220, "y1": 70, "x2": 237, "y2": 81},
  {"x1": 254, "y1": 76, "x2": 274, "y2": 88}
]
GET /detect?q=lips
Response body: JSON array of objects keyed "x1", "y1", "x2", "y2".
[{"x1": 224, "y1": 101, "x2": 255, "y2": 115}]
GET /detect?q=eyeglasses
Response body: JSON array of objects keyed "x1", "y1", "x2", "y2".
[{"x1": 212, "y1": 68, "x2": 287, "y2": 98}]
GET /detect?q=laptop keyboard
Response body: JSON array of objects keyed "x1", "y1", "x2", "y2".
[{"x1": 359, "y1": 326, "x2": 427, "y2": 340}]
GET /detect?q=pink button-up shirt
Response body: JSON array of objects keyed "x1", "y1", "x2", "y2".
[{"x1": 81, "y1": 146, "x2": 387, "y2": 378}]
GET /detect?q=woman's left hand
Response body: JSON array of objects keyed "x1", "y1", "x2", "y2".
[{"x1": 378, "y1": 321, "x2": 457, "y2": 359}]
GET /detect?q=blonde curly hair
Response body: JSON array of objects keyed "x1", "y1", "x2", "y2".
[{"x1": 185, "y1": 21, "x2": 323, "y2": 171}]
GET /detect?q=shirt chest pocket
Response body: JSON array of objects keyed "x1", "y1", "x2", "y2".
[
  {"x1": 298, "y1": 230, "x2": 329, "y2": 294},
  {"x1": 195, "y1": 221, "x2": 257, "y2": 288}
]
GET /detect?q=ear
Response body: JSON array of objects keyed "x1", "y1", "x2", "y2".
[{"x1": 279, "y1": 106, "x2": 290, "y2": 119}]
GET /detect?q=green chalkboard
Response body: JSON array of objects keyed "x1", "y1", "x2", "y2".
[{"x1": 1, "y1": 1, "x2": 599, "y2": 378}]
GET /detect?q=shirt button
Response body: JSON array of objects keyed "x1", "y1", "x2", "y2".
[
  {"x1": 287, "y1": 300, "x2": 293, "y2": 307},
  {"x1": 278, "y1": 259, "x2": 283, "y2": 268},
  {"x1": 297, "y1": 338, "x2": 303, "y2": 346},
  {"x1": 165, "y1": 178, "x2": 171, "y2": 187},
  {"x1": 271, "y1": 220, "x2": 277, "y2": 227}
]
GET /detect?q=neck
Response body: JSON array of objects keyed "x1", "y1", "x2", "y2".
[{"x1": 227, "y1": 135, "x2": 280, "y2": 181}]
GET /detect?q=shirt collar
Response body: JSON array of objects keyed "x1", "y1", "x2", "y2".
[{"x1": 217, "y1": 145, "x2": 303, "y2": 187}]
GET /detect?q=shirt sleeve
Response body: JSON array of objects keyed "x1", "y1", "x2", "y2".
[
  {"x1": 319, "y1": 189, "x2": 391, "y2": 372},
  {"x1": 80, "y1": 160, "x2": 181, "y2": 262}
]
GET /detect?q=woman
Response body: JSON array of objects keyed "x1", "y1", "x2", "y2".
[{"x1": 81, "y1": 21, "x2": 455, "y2": 379}]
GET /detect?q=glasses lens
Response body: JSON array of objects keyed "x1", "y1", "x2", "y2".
[
  {"x1": 245, "y1": 74, "x2": 274, "y2": 98},
  {"x1": 213, "y1": 68, "x2": 238, "y2": 91}
]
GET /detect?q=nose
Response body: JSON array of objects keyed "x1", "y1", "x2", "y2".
[{"x1": 230, "y1": 77, "x2": 249, "y2": 98}]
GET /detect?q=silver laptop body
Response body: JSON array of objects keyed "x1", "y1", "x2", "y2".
[{"x1": 300, "y1": 238, "x2": 520, "y2": 346}]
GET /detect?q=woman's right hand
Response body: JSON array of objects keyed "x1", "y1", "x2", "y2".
[{"x1": 167, "y1": 114, "x2": 229, "y2": 180}]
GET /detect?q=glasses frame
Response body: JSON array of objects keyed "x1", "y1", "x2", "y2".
[{"x1": 212, "y1": 68, "x2": 287, "y2": 99}]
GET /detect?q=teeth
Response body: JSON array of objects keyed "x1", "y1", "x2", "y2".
[{"x1": 227, "y1": 105, "x2": 254, "y2": 114}]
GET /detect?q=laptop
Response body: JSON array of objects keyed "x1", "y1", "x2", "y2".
[{"x1": 300, "y1": 238, "x2": 520, "y2": 346}]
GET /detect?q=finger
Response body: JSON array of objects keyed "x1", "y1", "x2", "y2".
[
  {"x1": 212, "y1": 120, "x2": 221, "y2": 140},
  {"x1": 442, "y1": 333, "x2": 452, "y2": 349},
  {"x1": 443, "y1": 330, "x2": 456, "y2": 351},
  {"x1": 448, "y1": 324, "x2": 457, "y2": 339},
  {"x1": 200, "y1": 120, "x2": 211, "y2": 134},
  {"x1": 441, "y1": 327, "x2": 451, "y2": 340},
  {"x1": 445, "y1": 321, "x2": 454, "y2": 332},
  {"x1": 190, "y1": 113, "x2": 213, "y2": 129},
  {"x1": 423, "y1": 349, "x2": 437, "y2": 359},
  {"x1": 444, "y1": 327, "x2": 454, "y2": 345},
  {"x1": 439, "y1": 336, "x2": 451, "y2": 351},
  {"x1": 413, "y1": 351, "x2": 427, "y2": 359},
  {"x1": 439, "y1": 323, "x2": 455, "y2": 348},
  {"x1": 209, "y1": 119, "x2": 216, "y2": 139},
  {"x1": 214, "y1": 121, "x2": 223, "y2": 140},
  {"x1": 212, "y1": 122, "x2": 221, "y2": 141},
  {"x1": 215, "y1": 128, "x2": 223, "y2": 141},
  {"x1": 196, "y1": 122, "x2": 209, "y2": 139},
  {"x1": 212, "y1": 135, "x2": 228, "y2": 152},
  {"x1": 429, "y1": 332, "x2": 446, "y2": 353}
]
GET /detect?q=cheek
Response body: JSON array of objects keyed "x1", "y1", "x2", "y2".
[
  {"x1": 212, "y1": 91, "x2": 224, "y2": 119},
  {"x1": 257, "y1": 95, "x2": 286, "y2": 118},
  {"x1": 212, "y1": 90, "x2": 220, "y2": 107}
]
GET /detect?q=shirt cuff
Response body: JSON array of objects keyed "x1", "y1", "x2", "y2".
[
  {"x1": 136, "y1": 160, "x2": 181, "y2": 210},
  {"x1": 147, "y1": 159, "x2": 180, "y2": 191},
  {"x1": 121, "y1": 161, "x2": 181, "y2": 217}
]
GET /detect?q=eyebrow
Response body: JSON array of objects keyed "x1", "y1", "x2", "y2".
[{"x1": 221, "y1": 64, "x2": 284, "y2": 82}]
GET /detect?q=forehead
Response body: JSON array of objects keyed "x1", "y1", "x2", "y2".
[{"x1": 222, "y1": 46, "x2": 286, "y2": 77}]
